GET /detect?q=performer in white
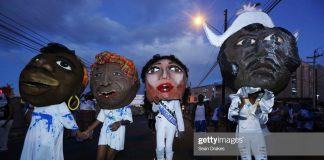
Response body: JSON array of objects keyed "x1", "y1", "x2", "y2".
[
  {"x1": 84, "y1": 106, "x2": 132, "y2": 150},
  {"x1": 83, "y1": 51, "x2": 140, "y2": 160},
  {"x1": 152, "y1": 100, "x2": 184, "y2": 160},
  {"x1": 142, "y1": 54, "x2": 188, "y2": 160},
  {"x1": 228, "y1": 87, "x2": 274, "y2": 160},
  {"x1": 21, "y1": 102, "x2": 79, "y2": 159},
  {"x1": 203, "y1": 3, "x2": 300, "y2": 159},
  {"x1": 18, "y1": 43, "x2": 89, "y2": 160}
]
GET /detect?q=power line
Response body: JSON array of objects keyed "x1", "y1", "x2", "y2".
[
  {"x1": 197, "y1": 60, "x2": 218, "y2": 86},
  {"x1": 0, "y1": 31, "x2": 38, "y2": 52},
  {"x1": 264, "y1": 0, "x2": 282, "y2": 13},
  {"x1": 0, "y1": 11, "x2": 51, "y2": 43},
  {"x1": 0, "y1": 23, "x2": 44, "y2": 47},
  {"x1": 0, "y1": 18, "x2": 47, "y2": 46}
]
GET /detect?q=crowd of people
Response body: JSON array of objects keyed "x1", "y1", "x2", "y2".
[{"x1": 186, "y1": 98, "x2": 324, "y2": 133}]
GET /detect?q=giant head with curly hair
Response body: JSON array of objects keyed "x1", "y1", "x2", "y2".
[{"x1": 90, "y1": 51, "x2": 140, "y2": 109}]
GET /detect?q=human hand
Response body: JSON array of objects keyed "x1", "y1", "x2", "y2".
[
  {"x1": 239, "y1": 96, "x2": 246, "y2": 109},
  {"x1": 110, "y1": 121, "x2": 121, "y2": 131},
  {"x1": 77, "y1": 130, "x2": 89, "y2": 140},
  {"x1": 177, "y1": 131, "x2": 185, "y2": 138}
]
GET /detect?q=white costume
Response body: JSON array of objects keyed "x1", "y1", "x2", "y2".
[
  {"x1": 20, "y1": 102, "x2": 78, "y2": 160},
  {"x1": 152, "y1": 100, "x2": 184, "y2": 160},
  {"x1": 80, "y1": 97, "x2": 96, "y2": 110},
  {"x1": 97, "y1": 106, "x2": 132, "y2": 151},
  {"x1": 228, "y1": 87, "x2": 274, "y2": 160}
]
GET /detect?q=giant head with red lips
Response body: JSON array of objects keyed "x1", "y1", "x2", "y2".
[
  {"x1": 141, "y1": 54, "x2": 188, "y2": 102},
  {"x1": 90, "y1": 51, "x2": 140, "y2": 109}
]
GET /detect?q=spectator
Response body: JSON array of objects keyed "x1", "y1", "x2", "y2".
[
  {"x1": 297, "y1": 102, "x2": 314, "y2": 132},
  {"x1": 76, "y1": 92, "x2": 96, "y2": 141},
  {"x1": 269, "y1": 102, "x2": 283, "y2": 132},
  {"x1": 0, "y1": 91, "x2": 14, "y2": 152},
  {"x1": 192, "y1": 94, "x2": 210, "y2": 132},
  {"x1": 211, "y1": 105, "x2": 220, "y2": 132}
]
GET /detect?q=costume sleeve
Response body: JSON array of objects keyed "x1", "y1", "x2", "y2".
[
  {"x1": 255, "y1": 90, "x2": 274, "y2": 124},
  {"x1": 228, "y1": 94, "x2": 241, "y2": 121},
  {"x1": 96, "y1": 109, "x2": 105, "y2": 122},
  {"x1": 174, "y1": 100, "x2": 184, "y2": 132},
  {"x1": 152, "y1": 102, "x2": 159, "y2": 113},
  {"x1": 59, "y1": 104, "x2": 78, "y2": 130},
  {"x1": 122, "y1": 106, "x2": 133, "y2": 123},
  {"x1": 259, "y1": 90, "x2": 274, "y2": 113}
]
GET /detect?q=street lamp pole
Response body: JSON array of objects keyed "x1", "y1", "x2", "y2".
[{"x1": 221, "y1": 9, "x2": 228, "y2": 107}]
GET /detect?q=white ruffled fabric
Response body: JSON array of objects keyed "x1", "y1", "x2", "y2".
[{"x1": 228, "y1": 86, "x2": 274, "y2": 124}]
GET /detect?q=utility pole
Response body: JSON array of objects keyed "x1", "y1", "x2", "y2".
[
  {"x1": 307, "y1": 49, "x2": 323, "y2": 108},
  {"x1": 221, "y1": 9, "x2": 228, "y2": 108}
]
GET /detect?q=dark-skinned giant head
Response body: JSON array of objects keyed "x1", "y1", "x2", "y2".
[
  {"x1": 204, "y1": 4, "x2": 300, "y2": 94},
  {"x1": 90, "y1": 51, "x2": 140, "y2": 109},
  {"x1": 19, "y1": 43, "x2": 88, "y2": 106}
]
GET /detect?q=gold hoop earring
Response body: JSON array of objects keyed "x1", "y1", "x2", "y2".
[{"x1": 68, "y1": 95, "x2": 80, "y2": 110}]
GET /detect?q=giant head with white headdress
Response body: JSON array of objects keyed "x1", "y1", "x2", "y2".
[{"x1": 204, "y1": 4, "x2": 300, "y2": 94}]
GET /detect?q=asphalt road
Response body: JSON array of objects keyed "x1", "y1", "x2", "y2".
[{"x1": 1, "y1": 114, "x2": 324, "y2": 160}]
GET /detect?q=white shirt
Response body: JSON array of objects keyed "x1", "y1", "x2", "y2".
[
  {"x1": 195, "y1": 104, "x2": 206, "y2": 121},
  {"x1": 20, "y1": 102, "x2": 78, "y2": 160},
  {"x1": 79, "y1": 98, "x2": 96, "y2": 110},
  {"x1": 152, "y1": 100, "x2": 185, "y2": 132},
  {"x1": 228, "y1": 87, "x2": 274, "y2": 133},
  {"x1": 97, "y1": 106, "x2": 132, "y2": 150},
  {"x1": 212, "y1": 107, "x2": 219, "y2": 121}
]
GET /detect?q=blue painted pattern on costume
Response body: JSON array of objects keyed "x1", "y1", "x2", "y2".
[
  {"x1": 62, "y1": 113, "x2": 78, "y2": 129},
  {"x1": 159, "y1": 106, "x2": 177, "y2": 126},
  {"x1": 62, "y1": 113, "x2": 74, "y2": 120},
  {"x1": 31, "y1": 112, "x2": 53, "y2": 132}
]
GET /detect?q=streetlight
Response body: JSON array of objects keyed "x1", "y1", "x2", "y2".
[{"x1": 193, "y1": 15, "x2": 204, "y2": 27}]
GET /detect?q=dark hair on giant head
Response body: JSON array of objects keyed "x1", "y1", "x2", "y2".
[
  {"x1": 40, "y1": 43, "x2": 75, "y2": 55},
  {"x1": 40, "y1": 42, "x2": 89, "y2": 95},
  {"x1": 141, "y1": 54, "x2": 188, "y2": 83}
]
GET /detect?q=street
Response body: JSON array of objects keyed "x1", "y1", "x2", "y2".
[{"x1": 1, "y1": 115, "x2": 324, "y2": 160}]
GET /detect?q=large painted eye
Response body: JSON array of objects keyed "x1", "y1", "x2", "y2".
[
  {"x1": 56, "y1": 60, "x2": 72, "y2": 70},
  {"x1": 147, "y1": 66, "x2": 160, "y2": 74},
  {"x1": 264, "y1": 34, "x2": 283, "y2": 44},
  {"x1": 169, "y1": 65, "x2": 182, "y2": 72},
  {"x1": 236, "y1": 38, "x2": 256, "y2": 46}
]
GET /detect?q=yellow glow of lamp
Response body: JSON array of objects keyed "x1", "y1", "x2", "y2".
[{"x1": 193, "y1": 16, "x2": 204, "y2": 26}]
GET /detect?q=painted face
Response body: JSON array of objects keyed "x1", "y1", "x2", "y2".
[
  {"x1": 19, "y1": 52, "x2": 84, "y2": 106},
  {"x1": 218, "y1": 24, "x2": 300, "y2": 94},
  {"x1": 145, "y1": 59, "x2": 187, "y2": 102},
  {"x1": 91, "y1": 63, "x2": 138, "y2": 109}
]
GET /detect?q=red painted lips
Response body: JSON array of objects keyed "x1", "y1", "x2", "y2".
[{"x1": 157, "y1": 83, "x2": 174, "y2": 93}]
